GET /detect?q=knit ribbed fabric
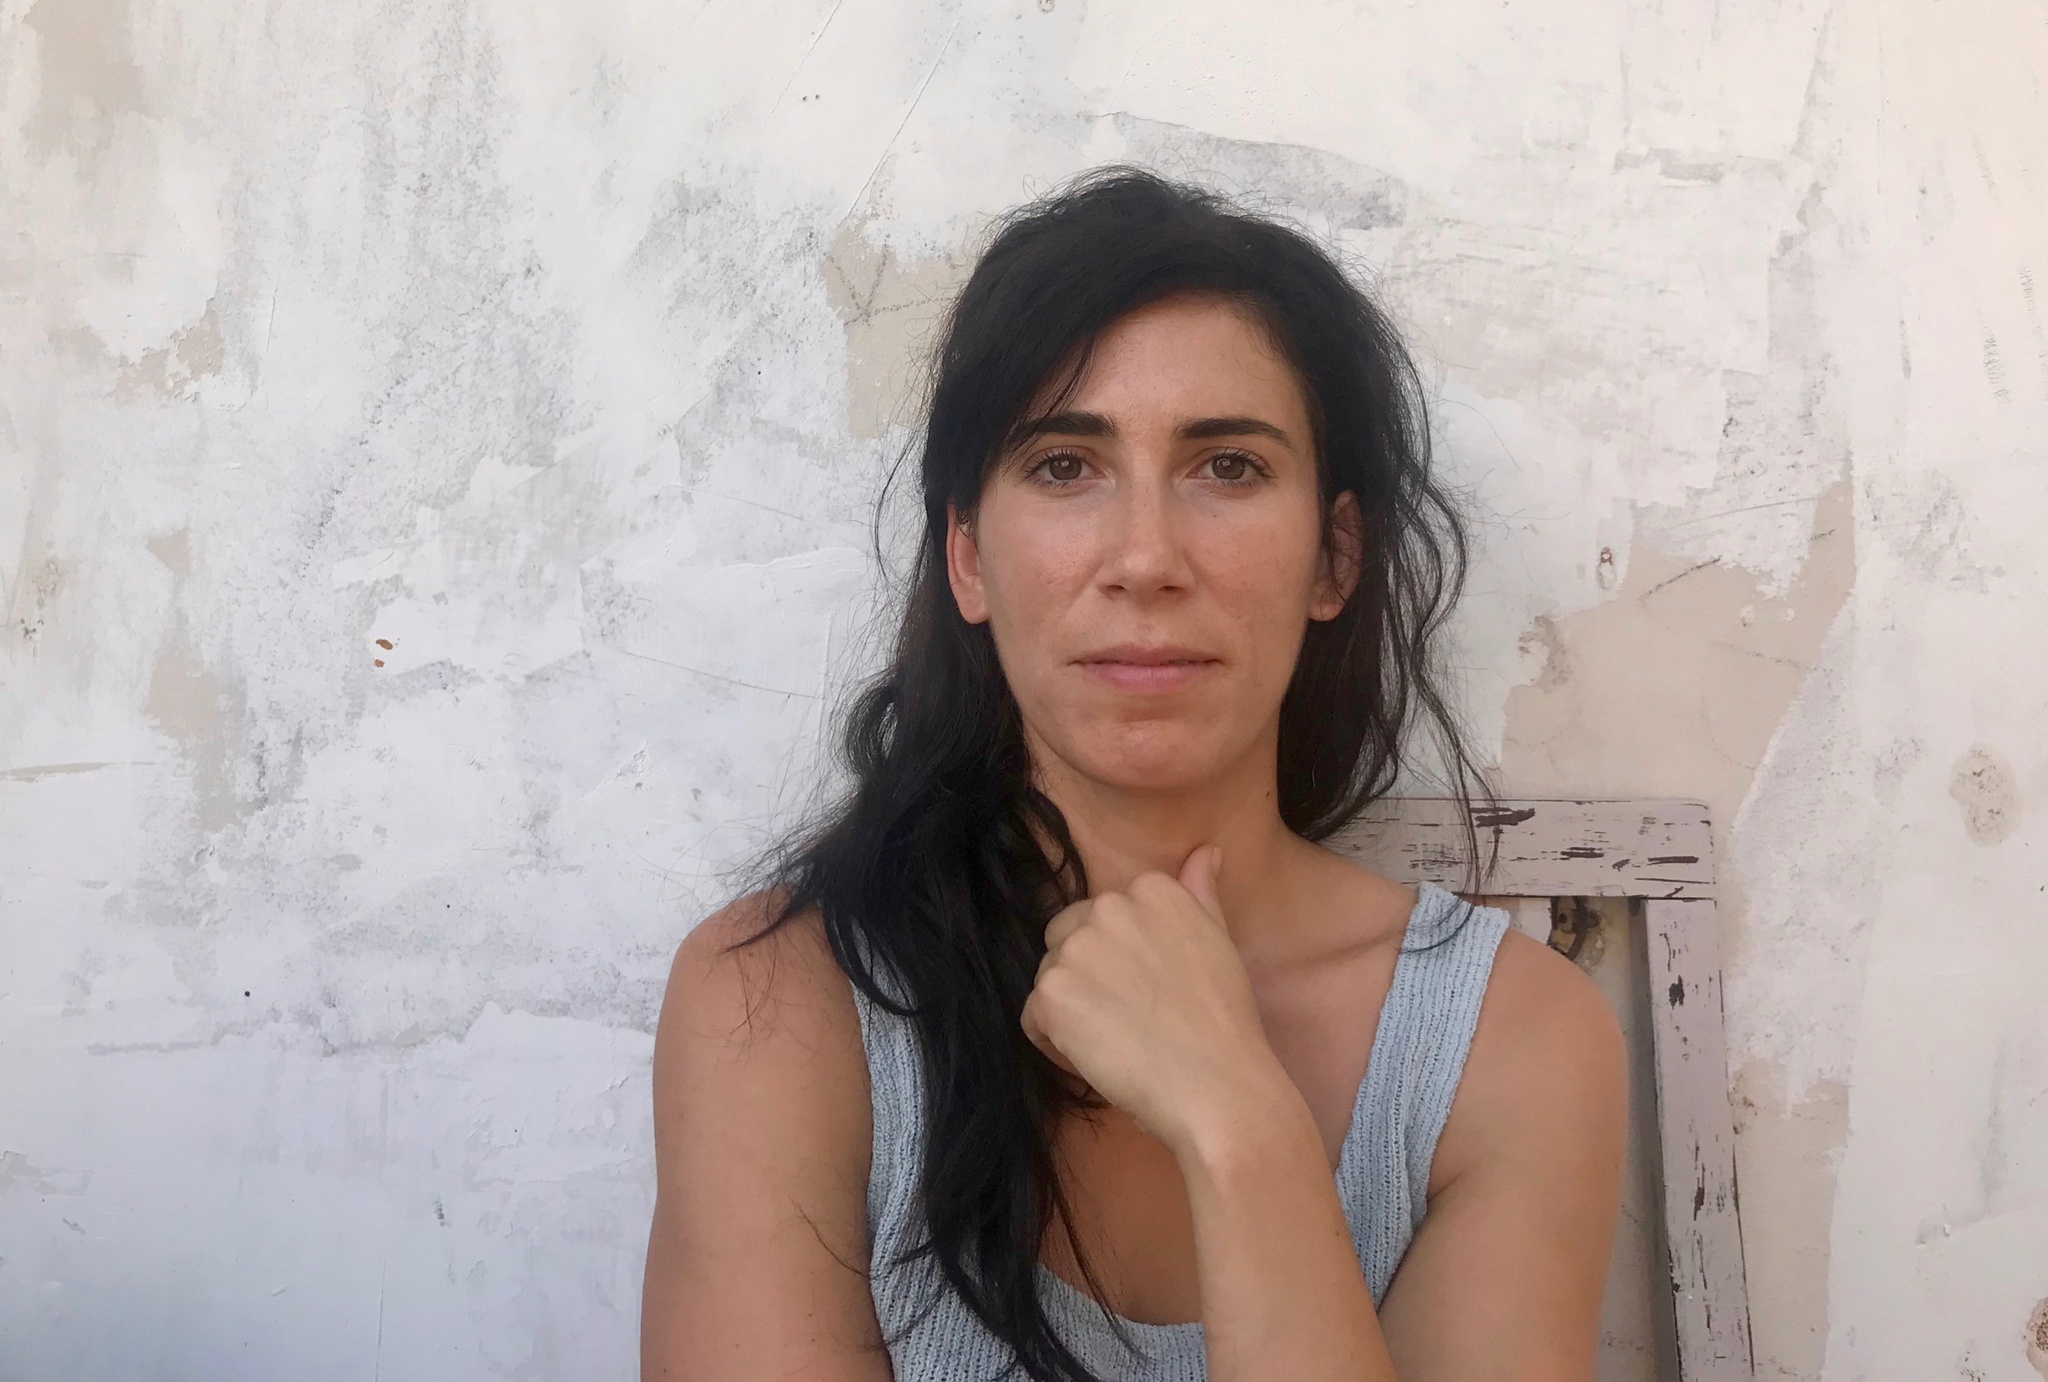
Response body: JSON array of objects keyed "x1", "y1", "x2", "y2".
[{"x1": 850, "y1": 881, "x2": 1508, "y2": 1382}]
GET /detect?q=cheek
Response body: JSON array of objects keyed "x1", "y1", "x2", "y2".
[
  {"x1": 1199, "y1": 510, "x2": 1326, "y2": 624},
  {"x1": 976, "y1": 512, "x2": 1095, "y2": 631}
]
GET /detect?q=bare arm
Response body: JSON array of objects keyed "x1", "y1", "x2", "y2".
[
  {"x1": 1176, "y1": 1078, "x2": 1395, "y2": 1378},
  {"x1": 1376, "y1": 931, "x2": 1627, "y2": 1379},
  {"x1": 641, "y1": 897, "x2": 893, "y2": 1382},
  {"x1": 1026, "y1": 860, "x2": 1624, "y2": 1382},
  {"x1": 1184, "y1": 931, "x2": 1626, "y2": 1381}
]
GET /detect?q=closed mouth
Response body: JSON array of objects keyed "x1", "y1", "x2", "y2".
[{"x1": 1072, "y1": 646, "x2": 1223, "y2": 692}]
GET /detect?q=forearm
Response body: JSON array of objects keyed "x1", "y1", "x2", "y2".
[{"x1": 1177, "y1": 1083, "x2": 1399, "y2": 1382}]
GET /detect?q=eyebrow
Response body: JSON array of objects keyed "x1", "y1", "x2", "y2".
[{"x1": 1005, "y1": 411, "x2": 1297, "y2": 449}]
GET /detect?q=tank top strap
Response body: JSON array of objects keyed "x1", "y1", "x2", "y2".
[
  {"x1": 1335, "y1": 882, "x2": 1510, "y2": 1299},
  {"x1": 845, "y1": 946, "x2": 977, "y2": 1368}
]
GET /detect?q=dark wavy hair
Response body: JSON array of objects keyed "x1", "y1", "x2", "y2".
[{"x1": 742, "y1": 168, "x2": 1486, "y2": 1380}]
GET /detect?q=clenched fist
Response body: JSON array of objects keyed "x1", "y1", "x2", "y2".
[{"x1": 1021, "y1": 846, "x2": 1289, "y2": 1158}]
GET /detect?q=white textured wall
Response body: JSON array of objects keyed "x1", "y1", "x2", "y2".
[{"x1": 3, "y1": 1, "x2": 2043, "y2": 1378}]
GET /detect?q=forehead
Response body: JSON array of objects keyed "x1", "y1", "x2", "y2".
[{"x1": 1056, "y1": 294, "x2": 1308, "y2": 426}]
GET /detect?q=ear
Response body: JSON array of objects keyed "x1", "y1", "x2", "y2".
[
  {"x1": 945, "y1": 502, "x2": 991, "y2": 625},
  {"x1": 1310, "y1": 490, "x2": 1363, "y2": 621}
]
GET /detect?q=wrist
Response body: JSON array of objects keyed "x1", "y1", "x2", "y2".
[{"x1": 1171, "y1": 1061, "x2": 1324, "y2": 1182}]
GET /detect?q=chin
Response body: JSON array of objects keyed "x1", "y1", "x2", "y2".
[{"x1": 1057, "y1": 721, "x2": 1239, "y2": 794}]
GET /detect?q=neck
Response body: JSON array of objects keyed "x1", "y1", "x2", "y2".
[{"x1": 1025, "y1": 728, "x2": 1309, "y2": 942}]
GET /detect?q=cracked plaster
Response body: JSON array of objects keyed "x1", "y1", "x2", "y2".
[{"x1": 4, "y1": 0, "x2": 2046, "y2": 1377}]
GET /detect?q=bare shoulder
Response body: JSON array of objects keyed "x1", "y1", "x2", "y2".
[
  {"x1": 650, "y1": 889, "x2": 872, "y2": 1202},
  {"x1": 658, "y1": 890, "x2": 865, "y2": 1068},
  {"x1": 643, "y1": 892, "x2": 887, "y2": 1380},
  {"x1": 1431, "y1": 925, "x2": 1626, "y2": 1189}
]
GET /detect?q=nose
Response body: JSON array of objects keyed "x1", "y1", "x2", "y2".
[{"x1": 1100, "y1": 469, "x2": 1192, "y2": 600}]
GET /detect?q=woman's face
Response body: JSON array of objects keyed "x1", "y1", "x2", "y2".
[{"x1": 947, "y1": 293, "x2": 1358, "y2": 798}]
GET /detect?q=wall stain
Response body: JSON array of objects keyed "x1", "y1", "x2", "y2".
[
  {"x1": 1948, "y1": 745, "x2": 2021, "y2": 846},
  {"x1": 1865, "y1": 470, "x2": 1993, "y2": 591},
  {"x1": 145, "y1": 626, "x2": 244, "y2": 833},
  {"x1": 1983, "y1": 332, "x2": 2011, "y2": 401},
  {"x1": 1106, "y1": 114, "x2": 1408, "y2": 232},
  {"x1": 2025, "y1": 1296, "x2": 2048, "y2": 1379},
  {"x1": 23, "y1": 0, "x2": 148, "y2": 163},
  {"x1": 2019, "y1": 265, "x2": 2048, "y2": 402},
  {"x1": 821, "y1": 222, "x2": 966, "y2": 439},
  {"x1": 147, "y1": 527, "x2": 191, "y2": 576},
  {"x1": 0, "y1": 762, "x2": 121, "y2": 782},
  {"x1": 11, "y1": 556, "x2": 62, "y2": 647},
  {"x1": 1730, "y1": 1060, "x2": 1850, "y2": 1382}
]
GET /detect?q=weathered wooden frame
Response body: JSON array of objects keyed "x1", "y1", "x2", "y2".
[{"x1": 1330, "y1": 798, "x2": 1752, "y2": 1382}]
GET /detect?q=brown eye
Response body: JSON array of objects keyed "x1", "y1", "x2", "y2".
[
  {"x1": 1043, "y1": 453, "x2": 1084, "y2": 482},
  {"x1": 1208, "y1": 453, "x2": 1251, "y2": 482}
]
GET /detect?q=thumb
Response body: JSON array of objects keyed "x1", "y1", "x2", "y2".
[{"x1": 1178, "y1": 844, "x2": 1225, "y2": 923}]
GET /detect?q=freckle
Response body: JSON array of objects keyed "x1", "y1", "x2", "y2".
[{"x1": 375, "y1": 638, "x2": 393, "y2": 649}]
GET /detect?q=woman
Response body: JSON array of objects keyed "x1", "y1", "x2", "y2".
[{"x1": 642, "y1": 170, "x2": 1625, "y2": 1381}]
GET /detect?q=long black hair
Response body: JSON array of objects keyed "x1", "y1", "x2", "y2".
[{"x1": 743, "y1": 168, "x2": 1486, "y2": 1379}]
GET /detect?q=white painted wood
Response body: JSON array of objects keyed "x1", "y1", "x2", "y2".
[
  {"x1": 1643, "y1": 898, "x2": 1755, "y2": 1382},
  {"x1": 1350, "y1": 798, "x2": 1754, "y2": 1381},
  {"x1": 1488, "y1": 895, "x2": 1554, "y2": 943},
  {"x1": 1331, "y1": 798, "x2": 1715, "y2": 898}
]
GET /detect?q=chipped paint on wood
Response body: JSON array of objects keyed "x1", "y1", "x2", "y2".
[
  {"x1": 1646, "y1": 898, "x2": 1756, "y2": 1381},
  {"x1": 1332, "y1": 797, "x2": 1715, "y2": 898},
  {"x1": 1353, "y1": 799, "x2": 1755, "y2": 1382}
]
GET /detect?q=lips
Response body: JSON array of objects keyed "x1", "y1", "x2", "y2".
[{"x1": 1072, "y1": 644, "x2": 1222, "y2": 694}]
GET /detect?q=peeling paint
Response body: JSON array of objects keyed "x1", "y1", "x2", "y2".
[
  {"x1": 4, "y1": 0, "x2": 2046, "y2": 1376},
  {"x1": 146, "y1": 527, "x2": 191, "y2": 577},
  {"x1": 1104, "y1": 114, "x2": 1408, "y2": 233},
  {"x1": 22, "y1": 0, "x2": 148, "y2": 162},
  {"x1": 822, "y1": 224, "x2": 964, "y2": 439},
  {"x1": 1731, "y1": 1060, "x2": 1848, "y2": 1381},
  {"x1": 1500, "y1": 478, "x2": 1854, "y2": 840},
  {"x1": 117, "y1": 302, "x2": 225, "y2": 400},
  {"x1": 143, "y1": 625, "x2": 240, "y2": 832}
]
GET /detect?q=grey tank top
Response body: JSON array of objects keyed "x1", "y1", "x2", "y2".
[{"x1": 850, "y1": 881, "x2": 1509, "y2": 1382}]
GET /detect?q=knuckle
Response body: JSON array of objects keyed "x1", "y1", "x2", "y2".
[
  {"x1": 1054, "y1": 930, "x2": 1096, "y2": 969},
  {"x1": 1033, "y1": 968, "x2": 1075, "y2": 1008}
]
